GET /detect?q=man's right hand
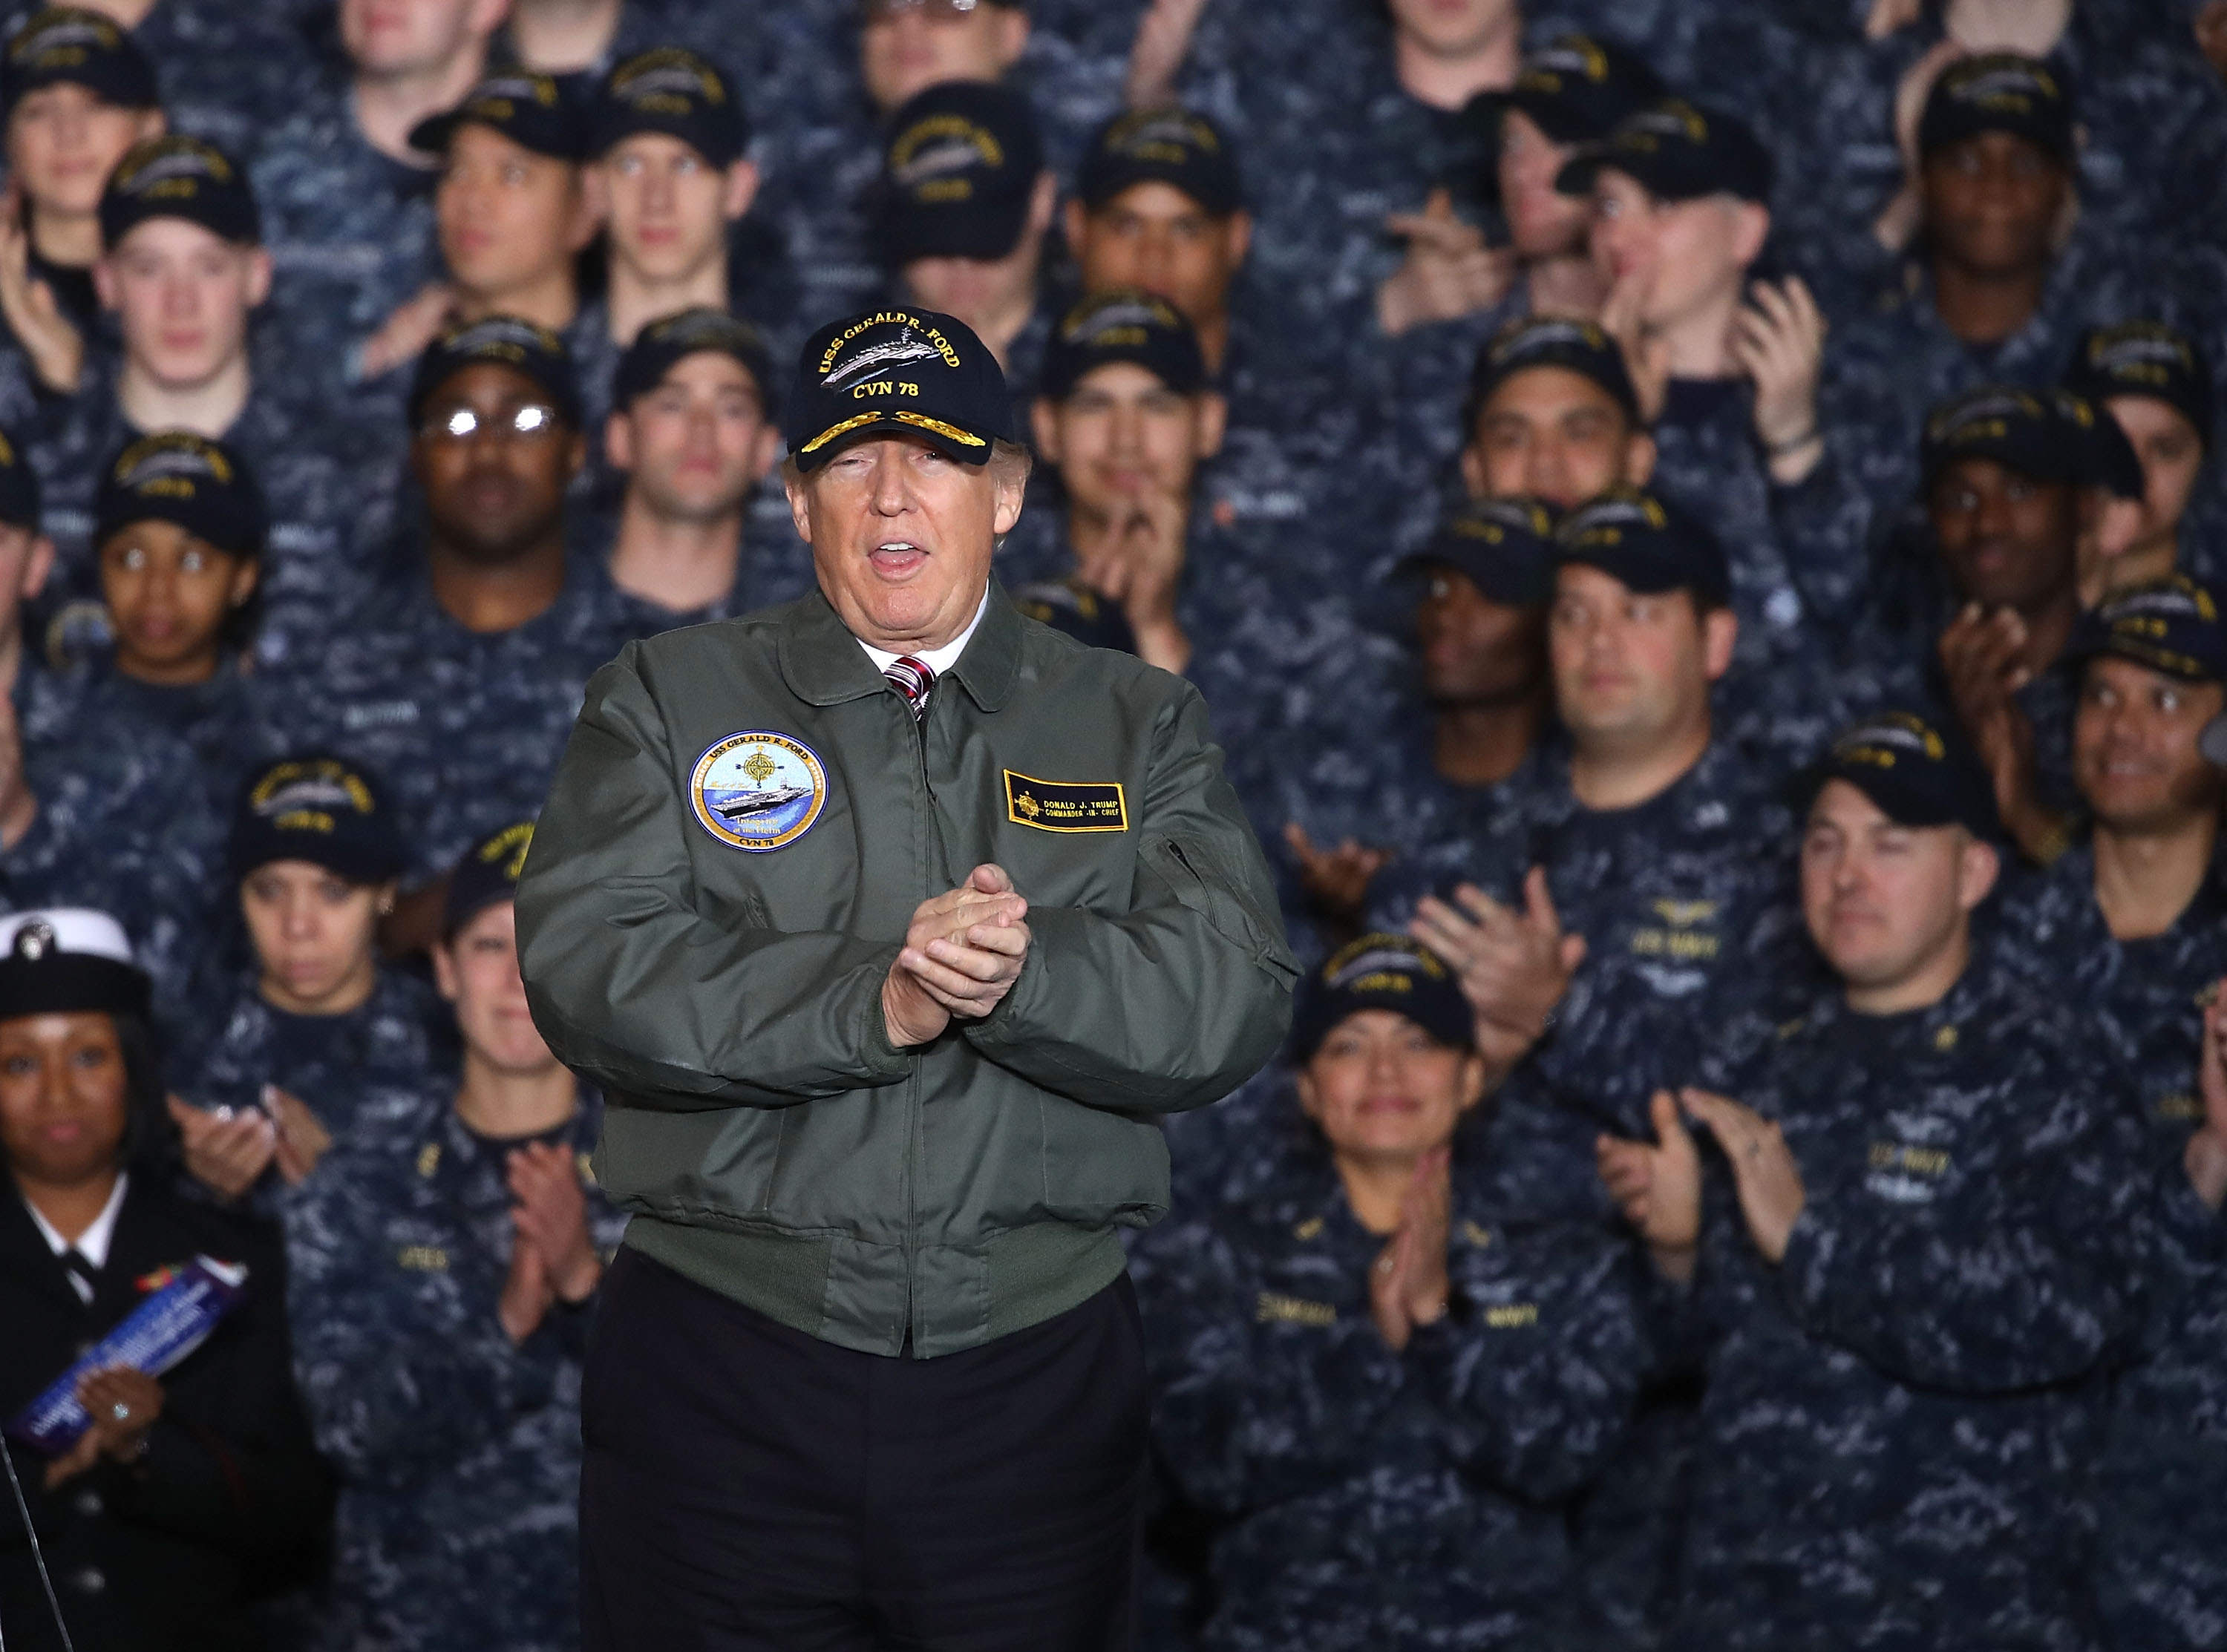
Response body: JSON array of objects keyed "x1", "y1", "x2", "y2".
[
  {"x1": 1408, "y1": 867, "x2": 1586, "y2": 1063},
  {"x1": 0, "y1": 180, "x2": 82, "y2": 396},
  {"x1": 168, "y1": 1095, "x2": 278, "y2": 1202},
  {"x1": 884, "y1": 865, "x2": 1033, "y2": 1046}
]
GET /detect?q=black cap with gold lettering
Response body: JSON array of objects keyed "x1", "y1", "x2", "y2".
[
  {"x1": 784, "y1": 307, "x2": 1015, "y2": 471},
  {"x1": 2064, "y1": 320, "x2": 2213, "y2": 449},
  {"x1": 96, "y1": 430, "x2": 266, "y2": 560},
  {"x1": 3, "y1": 7, "x2": 156, "y2": 113},
  {"x1": 590, "y1": 47, "x2": 748, "y2": 168},
  {"x1": 1799, "y1": 712, "x2": 2001, "y2": 839},
  {"x1": 99, "y1": 135, "x2": 258, "y2": 249},
  {"x1": 409, "y1": 71, "x2": 582, "y2": 161}
]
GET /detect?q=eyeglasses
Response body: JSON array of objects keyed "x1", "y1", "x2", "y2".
[
  {"x1": 860, "y1": 0, "x2": 982, "y2": 22},
  {"x1": 421, "y1": 404, "x2": 563, "y2": 444}
]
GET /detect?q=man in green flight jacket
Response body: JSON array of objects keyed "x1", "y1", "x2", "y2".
[{"x1": 517, "y1": 305, "x2": 1295, "y2": 1651}]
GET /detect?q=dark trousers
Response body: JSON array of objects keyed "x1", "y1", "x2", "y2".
[{"x1": 581, "y1": 1247, "x2": 1147, "y2": 1652}]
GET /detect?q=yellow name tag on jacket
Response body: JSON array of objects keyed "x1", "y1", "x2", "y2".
[{"x1": 1004, "y1": 770, "x2": 1129, "y2": 832}]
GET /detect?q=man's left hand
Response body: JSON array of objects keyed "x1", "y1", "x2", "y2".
[
  {"x1": 1681, "y1": 1088, "x2": 1805, "y2": 1264},
  {"x1": 897, "y1": 864, "x2": 1033, "y2": 1021}
]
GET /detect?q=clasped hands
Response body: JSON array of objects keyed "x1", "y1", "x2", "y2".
[{"x1": 883, "y1": 864, "x2": 1033, "y2": 1048}]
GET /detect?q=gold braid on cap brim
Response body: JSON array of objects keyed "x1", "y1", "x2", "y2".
[{"x1": 799, "y1": 409, "x2": 991, "y2": 456}]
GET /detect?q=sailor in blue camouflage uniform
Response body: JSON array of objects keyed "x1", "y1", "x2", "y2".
[
  {"x1": 0, "y1": 5, "x2": 165, "y2": 357},
  {"x1": 1981, "y1": 579, "x2": 2227, "y2": 1649},
  {"x1": 247, "y1": 0, "x2": 495, "y2": 405},
  {"x1": 1269, "y1": 497, "x2": 1557, "y2": 963},
  {"x1": 1000, "y1": 286, "x2": 1372, "y2": 842},
  {"x1": 1600, "y1": 710, "x2": 2150, "y2": 1651},
  {"x1": 1796, "y1": 386, "x2": 2145, "y2": 867},
  {"x1": 1382, "y1": 488, "x2": 1802, "y2": 1216},
  {"x1": 287, "y1": 819, "x2": 622, "y2": 1652},
  {"x1": 1796, "y1": 55, "x2": 2205, "y2": 527},
  {"x1": 1750, "y1": 10, "x2": 2227, "y2": 318},
  {"x1": 876, "y1": 79, "x2": 1054, "y2": 399},
  {"x1": 167, "y1": 753, "x2": 442, "y2": 1220},
  {"x1": 1134, "y1": 934, "x2": 1649, "y2": 1651},
  {"x1": 264, "y1": 318, "x2": 641, "y2": 905},
  {"x1": 0, "y1": 430, "x2": 220, "y2": 1032},
  {"x1": 1552, "y1": 96, "x2": 1840, "y2": 770},
  {"x1": 1062, "y1": 102, "x2": 1358, "y2": 567},
  {"x1": 26, "y1": 134, "x2": 379, "y2": 675},
  {"x1": 2061, "y1": 318, "x2": 2224, "y2": 592},
  {"x1": 27, "y1": 0, "x2": 315, "y2": 160},
  {"x1": 1380, "y1": 488, "x2": 1802, "y2": 1652},
  {"x1": 1359, "y1": 35, "x2": 1667, "y2": 522},
  {"x1": 750, "y1": 0, "x2": 1029, "y2": 340},
  {"x1": 70, "y1": 430, "x2": 279, "y2": 819}
]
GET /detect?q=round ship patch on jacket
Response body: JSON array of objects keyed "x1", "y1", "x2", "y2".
[{"x1": 690, "y1": 732, "x2": 829, "y2": 851}]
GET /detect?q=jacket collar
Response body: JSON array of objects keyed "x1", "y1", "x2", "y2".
[{"x1": 778, "y1": 582, "x2": 1023, "y2": 715}]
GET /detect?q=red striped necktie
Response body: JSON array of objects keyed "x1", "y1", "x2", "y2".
[{"x1": 883, "y1": 655, "x2": 935, "y2": 722}]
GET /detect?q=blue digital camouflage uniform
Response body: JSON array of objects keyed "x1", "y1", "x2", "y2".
[
  {"x1": 171, "y1": 966, "x2": 448, "y2": 1179},
  {"x1": 750, "y1": 0, "x2": 1130, "y2": 346},
  {"x1": 1998, "y1": 847, "x2": 2227, "y2": 1649},
  {"x1": 281, "y1": 1083, "x2": 623, "y2": 1652},
  {"x1": 1799, "y1": 235, "x2": 2203, "y2": 552},
  {"x1": 1747, "y1": 8, "x2": 2227, "y2": 321},
  {"x1": 25, "y1": 344, "x2": 393, "y2": 676},
  {"x1": 1131, "y1": 1120, "x2": 1650, "y2": 1651},
  {"x1": 262, "y1": 552, "x2": 644, "y2": 883},
  {"x1": 1371, "y1": 736, "x2": 1805, "y2": 1217},
  {"x1": 1649, "y1": 376, "x2": 1842, "y2": 774},
  {"x1": 1669, "y1": 957, "x2": 2149, "y2": 1651},
  {"x1": 68, "y1": 649, "x2": 279, "y2": 822},
  {"x1": 2, "y1": 661, "x2": 221, "y2": 1032},
  {"x1": 249, "y1": 79, "x2": 443, "y2": 405}
]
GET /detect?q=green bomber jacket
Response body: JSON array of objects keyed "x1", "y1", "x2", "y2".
[{"x1": 516, "y1": 583, "x2": 1297, "y2": 1357}]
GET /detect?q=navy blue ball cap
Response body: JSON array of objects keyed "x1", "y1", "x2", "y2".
[
  {"x1": 409, "y1": 315, "x2": 581, "y2": 432},
  {"x1": 1009, "y1": 576, "x2": 1137, "y2": 653},
  {"x1": 2068, "y1": 574, "x2": 2227, "y2": 684},
  {"x1": 1397, "y1": 496, "x2": 1558, "y2": 609},
  {"x1": 589, "y1": 46, "x2": 748, "y2": 168},
  {"x1": 409, "y1": 71, "x2": 583, "y2": 161},
  {"x1": 445, "y1": 819, "x2": 536, "y2": 939},
  {"x1": 785, "y1": 307, "x2": 1016, "y2": 471},
  {"x1": 1555, "y1": 96, "x2": 1771, "y2": 203},
  {"x1": 1079, "y1": 105, "x2": 1241, "y2": 217},
  {"x1": 99, "y1": 134, "x2": 258, "y2": 249},
  {"x1": 1291, "y1": 934, "x2": 1474, "y2": 1063},
  {"x1": 2064, "y1": 320, "x2": 2213, "y2": 449},
  {"x1": 880, "y1": 80, "x2": 1043, "y2": 264},
  {"x1": 1040, "y1": 287, "x2": 1206, "y2": 400},
  {"x1": 1554, "y1": 485, "x2": 1730, "y2": 608},
  {"x1": 95, "y1": 430, "x2": 266, "y2": 561},
  {"x1": 1478, "y1": 33, "x2": 1666, "y2": 149},
  {"x1": 2051, "y1": 387, "x2": 2146, "y2": 500},
  {"x1": 229, "y1": 754, "x2": 409, "y2": 885},
  {"x1": 1799, "y1": 711, "x2": 2001, "y2": 839},
  {"x1": 0, "y1": 423, "x2": 40, "y2": 532},
  {"x1": 1465, "y1": 313, "x2": 1641, "y2": 433},
  {"x1": 3, "y1": 7, "x2": 154, "y2": 112},
  {"x1": 1921, "y1": 385, "x2": 2142, "y2": 498},
  {"x1": 1918, "y1": 52, "x2": 2074, "y2": 165},
  {"x1": 612, "y1": 306, "x2": 776, "y2": 414}
]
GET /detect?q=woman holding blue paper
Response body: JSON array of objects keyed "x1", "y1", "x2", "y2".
[{"x1": 0, "y1": 908, "x2": 331, "y2": 1652}]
